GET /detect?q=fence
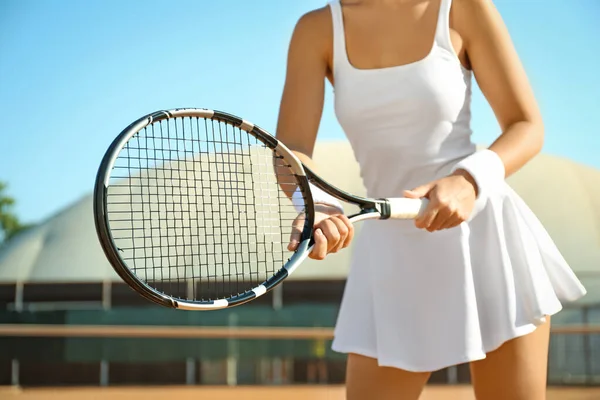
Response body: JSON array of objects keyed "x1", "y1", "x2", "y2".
[{"x1": 0, "y1": 323, "x2": 598, "y2": 387}]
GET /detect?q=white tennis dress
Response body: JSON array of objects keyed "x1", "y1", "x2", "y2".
[{"x1": 328, "y1": 0, "x2": 587, "y2": 372}]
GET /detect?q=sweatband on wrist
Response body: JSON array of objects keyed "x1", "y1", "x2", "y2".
[
  {"x1": 450, "y1": 149, "x2": 506, "y2": 198},
  {"x1": 291, "y1": 183, "x2": 344, "y2": 214}
]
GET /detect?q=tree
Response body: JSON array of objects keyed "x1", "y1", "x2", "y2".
[{"x1": 0, "y1": 181, "x2": 27, "y2": 243}]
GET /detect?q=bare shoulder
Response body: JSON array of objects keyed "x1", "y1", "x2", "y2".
[
  {"x1": 291, "y1": 6, "x2": 332, "y2": 47},
  {"x1": 287, "y1": 6, "x2": 333, "y2": 72},
  {"x1": 297, "y1": 5, "x2": 332, "y2": 26},
  {"x1": 452, "y1": 0, "x2": 499, "y2": 18},
  {"x1": 451, "y1": 0, "x2": 506, "y2": 42}
]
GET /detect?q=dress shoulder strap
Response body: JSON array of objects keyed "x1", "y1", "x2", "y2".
[
  {"x1": 328, "y1": 1, "x2": 350, "y2": 74},
  {"x1": 434, "y1": 0, "x2": 456, "y2": 55}
]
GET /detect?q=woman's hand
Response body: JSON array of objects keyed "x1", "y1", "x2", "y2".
[
  {"x1": 404, "y1": 169, "x2": 479, "y2": 232},
  {"x1": 288, "y1": 204, "x2": 354, "y2": 260}
]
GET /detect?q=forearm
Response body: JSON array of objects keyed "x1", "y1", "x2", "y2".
[
  {"x1": 449, "y1": 119, "x2": 543, "y2": 197},
  {"x1": 274, "y1": 149, "x2": 317, "y2": 199},
  {"x1": 292, "y1": 150, "x2": 319, "y2": 171},
  {"x1": 488, "y1": 119, "x2": 544, "y2": 178},
  {"x1": 454, "y1": 0, "x2": 545, "y2": 181}
]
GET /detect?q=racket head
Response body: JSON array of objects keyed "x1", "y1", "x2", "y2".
[{"x1": 93, "y1": 108, "x2": 315, "y2": 310}]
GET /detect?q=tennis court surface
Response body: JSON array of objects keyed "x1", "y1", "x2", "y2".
[{"x1": 2, "y1": 386, "x2": 600, "y2": 400}]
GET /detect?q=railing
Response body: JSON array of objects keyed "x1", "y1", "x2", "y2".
[
  {"x1": 0, "y1": 324, "x2": 598, "y2": 386},
  {"x1": 0, "y1": 324, "x2": 598, "y2": 338},
  {"x1": 0, "y1": 324, "x2": 334, "y2": 339}
]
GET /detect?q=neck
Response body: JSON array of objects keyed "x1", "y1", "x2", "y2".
[
  {"x1": 357, "y1": 0, "x2": 421, "y2": 5},
  {"x1": 344, "y1": 0, "x2": 427, "y2": 8}
]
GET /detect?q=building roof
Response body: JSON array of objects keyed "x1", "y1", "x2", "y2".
[{"x1": 0, "y1": 140, "x2": 598, "y2": 302}]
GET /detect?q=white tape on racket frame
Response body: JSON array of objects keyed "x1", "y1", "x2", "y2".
[
  {"x1": 176, "y1": 298, "x2": 229, "y2": 310},
  {"x1": 252, "y1": 284, "x2": 267, "y2": 298},
  {"x1": 387, "y1": 198, "x2": 429, "y2": 219}
]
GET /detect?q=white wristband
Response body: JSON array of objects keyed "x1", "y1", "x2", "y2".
[
  {"x1": 291, "y1": 183, "x2": 344, "y2": 214},
  {"x1": 450, "y1": 149, "x2": 505, "y2": 197}
]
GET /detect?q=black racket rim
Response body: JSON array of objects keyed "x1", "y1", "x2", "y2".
[{"x1": 93, "y1": 108, "x2": 315, "y2": 310}]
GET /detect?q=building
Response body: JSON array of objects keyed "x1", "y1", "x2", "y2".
[{"x1": 0, "y1": 141, "x2": 598, "y2": 386}]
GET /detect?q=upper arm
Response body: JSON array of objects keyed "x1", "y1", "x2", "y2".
[
  {"x1": 455, "y1": 0, "x2": 543, "y2": 132},
  {"x1": 275, "y1": 7, "x2": 332, "y2": 159}
]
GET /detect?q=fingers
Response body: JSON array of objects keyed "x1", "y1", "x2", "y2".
[
  {"x1": 337, "y1": 214, "x2": 355, "y2": 249},
  {"x1": 439, "y1": 214, "x2": 464, "y2": 230},
  {"x1": 403, "y1": 182, "x2": 435, "y2": 199},
  {"x1": 309, "y1": 215, "x2": 355, "y2": 260},
  {"x1": 318, "y1": 219, "x2": 341, "y2": 254},
  {"x1": 287, "y1": 214, "x2": 305, "y2": 251},
  {"x1": 414, "y1": 188, "x2": 444, "y2": 230},
  {"x1": 310, "y1": 228, "x2": 328, "y2": 260},
  {"x1": 288, "y1": 207, "x2": 354, "y2": 260},
  {"x1": 287, "y1": 228, "x2": 301, "y2": 251},
  {"x1": 424, "y1": 207, "x2": 452, "y2": 232},
  {"x1": 310, "y1": 219, "x2": 340, "y2": 260},
  {"x1": 415, "y1": 203, "x2": 439, "y2": 230},
  {"x1": 328, "y1": 215, "x2": 354, "y2": 253},
  {"x1": 414, "y1": 187, "x2": 468, "y2": 232}
]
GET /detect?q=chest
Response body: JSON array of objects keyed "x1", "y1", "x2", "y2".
[
  {"x1": 333, "y1": 49, "x2": 470, "y2": 124},
  {"x1": 340, "y1": 2, "x2": 441, "y2": 71}
]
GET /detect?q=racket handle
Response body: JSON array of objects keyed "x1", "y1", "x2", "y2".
[{"x1": 386, "y1": 197, "x2": 429, "y2": 219}]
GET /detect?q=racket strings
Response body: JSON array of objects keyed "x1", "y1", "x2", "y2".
[{"x1": 106, "y1": 116, "x2": 307, "y2": 302}]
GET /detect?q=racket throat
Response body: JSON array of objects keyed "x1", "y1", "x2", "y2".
[{"x1": 377, "y1": 199, "x2": 392, "y2": 220}]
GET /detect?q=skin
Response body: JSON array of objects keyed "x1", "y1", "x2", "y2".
[{"x1": 276, "y1": 0, "x2": 548, "y2": 398}]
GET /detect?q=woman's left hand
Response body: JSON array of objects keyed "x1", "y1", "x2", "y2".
[{"x1": 403, "y1": 169, "x2": 479, "y2": 232}]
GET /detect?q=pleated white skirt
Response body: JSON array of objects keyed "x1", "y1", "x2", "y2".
[{"x1": 331, "y1": 181, "x2": 587, "y2": 372}]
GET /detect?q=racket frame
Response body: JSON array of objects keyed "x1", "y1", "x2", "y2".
[
  {"x1": 94, "y1": 108, "x2": 425, "y2": 311},
  {"x1": 94, "y1": 108, "x2": 315, "y2": 310}
]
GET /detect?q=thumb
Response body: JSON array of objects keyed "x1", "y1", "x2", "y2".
[
  {"x1": 288, "y1": 228, "x2": 301, "y2": 251},
  {"x1": 404, "y1": 182, "x2": 435, "y2": 199},
  {"x1": 288, "y1": 216, "x2": 304, "y2": 251}
]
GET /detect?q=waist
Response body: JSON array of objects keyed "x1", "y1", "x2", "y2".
[{"x1": 358, "y1": 146, "x2": 476, "y2": 198}]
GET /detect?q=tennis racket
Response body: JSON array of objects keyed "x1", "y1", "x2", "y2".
[{"x1": 93, "y1": 108, "x2": 428, "y2": 310}]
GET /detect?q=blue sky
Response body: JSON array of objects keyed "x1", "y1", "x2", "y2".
[{"x1": 1, "y1": 0, "x2": 598, "y2": 224}]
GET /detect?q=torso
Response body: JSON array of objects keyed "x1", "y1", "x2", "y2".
[
  {"x1": 322, "y1": 0, "x2": 470, "y2": 86},
  {"x1": 324, "y1": 0, "x2": 476, "y2": 198},
  {"x1": 322, "y1": 0, "x2": 587, "y2": 374}
]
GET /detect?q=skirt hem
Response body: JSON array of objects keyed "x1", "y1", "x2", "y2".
[{"x1": 331, "y1": 303, "x2": 563, "y2": 373}]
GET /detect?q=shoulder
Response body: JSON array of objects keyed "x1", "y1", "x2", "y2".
[
  {"x1": 452, "y1": 0, "x2": 498, "y2": 16},
  {"x1": 451, "y1": 0, "x2": 504, "y2": 38},
  {"x1": 292, "y1": 6, "x2": 332, "y2": 42},
  {"x1": 288, "y1": 6, "x2": 333, "y2": 60}
]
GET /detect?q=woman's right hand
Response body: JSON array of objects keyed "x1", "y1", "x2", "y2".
[
  {"x1": 288, "y1": 204, "x2": 355, "y2": 260},
  {"x1": 276, "y1": 9, "x2": 353, "y2": 260}
]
